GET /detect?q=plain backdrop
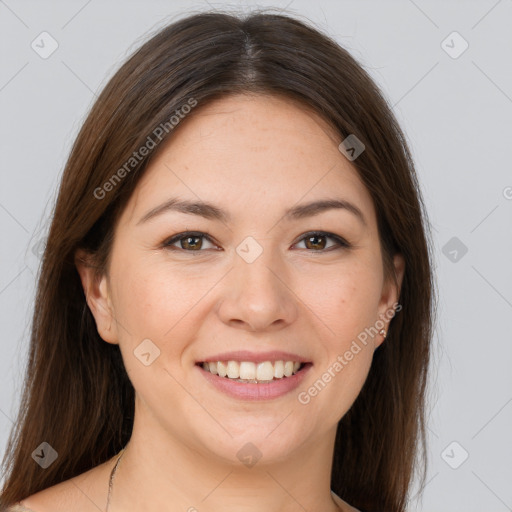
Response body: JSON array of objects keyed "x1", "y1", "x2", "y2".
[{"x1": 1, "y1": 1, "x2": 511, "y2": 511}]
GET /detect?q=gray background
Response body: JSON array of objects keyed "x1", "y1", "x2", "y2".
[{"x1": 1, "y1": 1, "x2": 511, "y2": 510}]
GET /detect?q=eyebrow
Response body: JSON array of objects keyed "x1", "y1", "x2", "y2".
[{"x1": 136, "y1": 197, "x2": 367, "y2": 226}]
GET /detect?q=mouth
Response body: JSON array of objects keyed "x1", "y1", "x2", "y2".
[
  {"x1": 196, "y1": 360, "x2": 312, "y2": 384},
  {"x1": 196, "y1": 359, "x2": 313, "y2": 400}
]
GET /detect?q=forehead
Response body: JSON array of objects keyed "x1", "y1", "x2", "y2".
[{"x1": 121, "y1": 94, "x2": 376, "y2": 229}]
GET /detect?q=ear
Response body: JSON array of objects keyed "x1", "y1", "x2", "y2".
[
  {"x1": 376, "y1": 253, "x2": 405, "y2": 347},
  {"x1": 75, "y1": 249, "x2": 118, "y2": 345}
]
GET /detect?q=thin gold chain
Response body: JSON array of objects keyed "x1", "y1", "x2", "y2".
[{"x1": 106, "y1": 448, "x2": 126, "y2": 512}]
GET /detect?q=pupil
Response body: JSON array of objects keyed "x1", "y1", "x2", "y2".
[
  {"x1": 306, "y1": 235, "x2": 325, "y2": 250},
  {"x1": 183, "y1": 236, "x2": 201, "y2": 250}
]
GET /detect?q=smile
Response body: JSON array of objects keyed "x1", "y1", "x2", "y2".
[
  {"x1": 200, "y1": 360, "x2": 304, "y2": 383},
  {"x1": 196, "y1": 360, "x2": 313, "y2": 401}
]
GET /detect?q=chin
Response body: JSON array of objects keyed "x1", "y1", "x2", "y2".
[{"x1": 198, "y1": 422, "x2": 308, "y2": 467}]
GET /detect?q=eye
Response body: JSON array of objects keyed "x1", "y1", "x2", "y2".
[
  {"x1": 163, "y1": 231, "x2": 218, "y2": 252},
  {"x1": 162, "y1": 230, "x2": 350, "y2": 253},
  {"x1": 293, "y1": 231, "x2": 350, "y2": 251}
]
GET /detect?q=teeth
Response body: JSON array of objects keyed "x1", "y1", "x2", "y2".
[
  {"x1": 201, "y1": 360, "x2": 304, "y2": 382},
  {"x1": 226, "y1": 360, "x2": 239, "y2": 379},
  {"x1": 217, "y1": 361, "x2": 227, "y2": 377},
  {"x1": 239, "y1": 361, "x2": 256, "y2": 379},
  {"x1": 283, "y1": 361, "x2": 293, "y2": 377},
  {"x1": 274, "y1": 360, "x2": 284, "y2": 378},
  {"x1": 256, "y1": 362, "x2": 274, "y2": 381}
]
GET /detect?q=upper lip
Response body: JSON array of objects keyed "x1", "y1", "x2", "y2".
[{"x1": 197, "y1": 350, "x2": 311, "y2": 364}]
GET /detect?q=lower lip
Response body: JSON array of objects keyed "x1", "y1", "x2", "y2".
[{"x1": 196, "y1": 363, "x2": 313, "y2": 401}]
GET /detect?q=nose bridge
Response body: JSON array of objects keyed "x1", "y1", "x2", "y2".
[
  {"x1": 216, "y1": 236, "x2": 297, "y2": 330},
  {"x1": 236, "y1": 245, "x2": 280, "y2": 290},
  {"x1": 234, "y1": 237, "x2": 286, "y2": 299}
]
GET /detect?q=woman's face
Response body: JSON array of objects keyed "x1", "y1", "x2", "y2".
[{"x1": 81, "y1": 93, "x2": 403, "y2": 465}]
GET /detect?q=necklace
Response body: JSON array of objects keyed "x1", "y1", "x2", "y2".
[{"x1": 106, "y1": 447, "x2": 126, "y2": 511}]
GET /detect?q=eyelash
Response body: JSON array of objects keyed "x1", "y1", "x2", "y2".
[{"x1": 162, "y1": 231, "x2": 351, "y2": 253}]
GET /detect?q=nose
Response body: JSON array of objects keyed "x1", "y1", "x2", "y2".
[{"x1": 216, "y1": 246, "x2": 299, "y2": 332}]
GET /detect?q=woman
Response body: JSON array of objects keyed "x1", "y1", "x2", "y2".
[{"x1": 1, "y1": 10, "x2": 435, "y2": 512}]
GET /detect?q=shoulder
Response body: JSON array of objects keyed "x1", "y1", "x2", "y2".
[
  {"x1": 9, "y1": 482, "x2": 92, "y2": 512},
  {"x1": 10, "y1": 456, "x2": 117, "y2": 512},
  {"x1": 330, "y1": 490, "x2": 362, "y2": 512}
]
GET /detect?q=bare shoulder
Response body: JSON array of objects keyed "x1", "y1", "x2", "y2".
[
  {"x1": 331, "y1": 490, "x2": 362, "y2": 512},
  {"x1": 13, "y1": 457, "x2": 116, "y2": 512},
  {"x1": 5, "y1": 505, "x2": 37, "y2": 512}
]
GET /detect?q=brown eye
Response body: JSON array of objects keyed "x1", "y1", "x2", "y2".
[
  {"x1": 304, "y1": 234, "x2": 327, "y2": 250},
  {"x1": 163, "y1": 232, "x2": 217, "y2": 251},
  {"x1": 295, "y1": 231, "x2": 350, "y2": 251},
  {"x1": 180, "y1": 235, "x2": 203, "y2": 250}
]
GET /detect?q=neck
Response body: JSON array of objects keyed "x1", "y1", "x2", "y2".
[{"x1": 110, "y1": 402, "x2": 343, "y2": 512}]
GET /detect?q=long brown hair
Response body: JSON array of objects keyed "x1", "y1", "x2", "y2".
[{"x1": 1, "y1": 10, "x2": 435, "y2": 511}]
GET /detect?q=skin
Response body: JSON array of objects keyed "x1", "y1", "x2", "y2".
[{"x1": 22, "y1": 94, "x2": 404, "y2": 512}]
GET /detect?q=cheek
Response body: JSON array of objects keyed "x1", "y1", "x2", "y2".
[
  {"x1": 109, "y1": 256, "x2": 219, "y2": 348},
  {"x1": 297, "y1": 260, "x2": 381, "y2": 419},
  {"x1": 108, "y1": 258, "x2": 211, "y2": 404},
  {"x1": 301, "y1": 260, "x2": 383, "y2": 344},
  {"x1": 111, "y1": 268, "x2": 175, "y2": 338}
]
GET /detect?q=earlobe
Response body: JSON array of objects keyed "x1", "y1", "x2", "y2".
[{"x1": 74, "y1": 249, "x2": 118, "y2": 345}]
